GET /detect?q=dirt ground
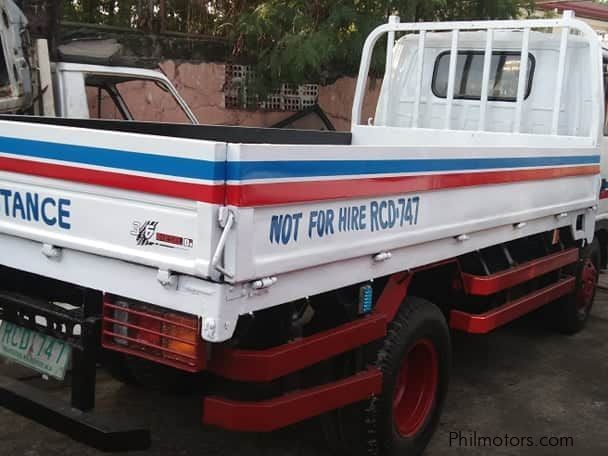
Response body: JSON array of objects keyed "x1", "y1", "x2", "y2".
[{"x1": 1, "y1": 275, "x2": 607, "y2": 456}]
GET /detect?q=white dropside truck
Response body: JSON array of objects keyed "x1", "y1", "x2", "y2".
[{"x1": 0, "y1": 11, "x2": 603, "y2": 456}]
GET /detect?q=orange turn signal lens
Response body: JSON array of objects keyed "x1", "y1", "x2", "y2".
[
  {"x1": 163, "y1": 314, "x2": 198, "y2": 359},
  {"x1": 102, "y1": 295, "x2": 205, "y2": 372}
]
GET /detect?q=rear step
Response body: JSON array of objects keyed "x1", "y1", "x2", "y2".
[
  {"x1": 450, "y1": 276, "x2": 575, "y2": 334},
  {"x1": 202, "y1": 368, "x2": 382, "y2": 432},
  {"x1": 0, "y1": 375, "x2": 150, "y2": 452}
]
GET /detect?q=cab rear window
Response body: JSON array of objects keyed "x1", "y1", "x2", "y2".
[{"x1": 432, "y1": 51, "x2": 535, "y2": 102}]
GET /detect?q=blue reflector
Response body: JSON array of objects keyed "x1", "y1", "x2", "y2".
[{"x1": 359, "y1": 285, "x2": 373, "y2": 314}]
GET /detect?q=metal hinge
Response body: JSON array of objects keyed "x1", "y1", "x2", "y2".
[
  {"x1": 211, "y1": 208, "x2": 235, "y2": 278},
  {"x1": 251, "y1": 276, "x2": 278, "y2": 290},
  {"x1": 157, "y1": 269, "x2": 176, "y2": 287},
  {"x1": 373, "y1": 251, "x2": 392, "y2": 262},
  {"x1": 41, "y1": 243, "x2": 61, "y2": 259}
]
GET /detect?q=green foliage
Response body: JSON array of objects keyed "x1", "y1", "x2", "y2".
[
  {"x1": 232, "y1": 0, "x2": 536, "y2": 90},
  {"x1": 232, "y1": 2, "x2": 382, "y2": 91},
  {"x1": 63, "y1": 1, "x2": 139, "y2": 26},
  {"x1": 61, "y1": 1, "x2": 238, "y2": 33},
  {"x1": 61, "y1": 0, "x2": 537, "y2": 90}
]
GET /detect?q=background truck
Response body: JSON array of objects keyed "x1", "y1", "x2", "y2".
[
  {"x1": 0, "y1": 0, "x2": 197, "y2": 123},
  {"x1": 0, "y1": 10, "x2": 604, "y2": 456},
  {"x1": 594, "y1": 49, "x2": 608, "y2": 263}
]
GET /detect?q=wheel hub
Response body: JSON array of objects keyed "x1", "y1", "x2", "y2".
[
  {"x1": 392, "y1": 338, "x2": 439, "y2": 438},
  {"x1": 576, "y1": 258, "x2": 598, "y2": 314}
]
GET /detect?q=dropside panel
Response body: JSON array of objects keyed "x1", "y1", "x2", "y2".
[
  {"x1": 225, "y1": 142, "x2": 600, "y2": 283},
  {"x1": 0, "y1": 120, "x2": 227, "y2": 280}
]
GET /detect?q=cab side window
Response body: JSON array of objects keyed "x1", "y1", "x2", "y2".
[{"x1": 86, "y1": 86, "x2": 126, "y2": 120}]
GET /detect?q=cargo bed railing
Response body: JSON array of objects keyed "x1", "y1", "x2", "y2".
[{"x1": 352, "y1": 11, "x2": 604, "y2": 142}]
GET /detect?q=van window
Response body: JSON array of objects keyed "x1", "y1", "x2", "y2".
[
  {"x1": 115, "y1": 80, "x2": 191, "y2": 124},
  {"x1": 85, "y1": 74, "x2": 192, "y2": 123},
  {"x1": 86, "y1": 86, "x2": 127, "y2": 120},
  {"x1": 432, "y1": 51, "x2": 535, "y2": 102}
]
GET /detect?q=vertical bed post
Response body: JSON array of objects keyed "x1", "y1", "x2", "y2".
[
  {"x1": 385, "y1": 15, "x2": 399, "y2": 74},
  {"x1": 412, "y1": 30, "x2": 426, "y2": 128},
  {"x1": 380, "y1": 15, "x2": 400, "y2": 125},
  {"x1": 478, "y1": 28, "x2": 493, "y2": 131},
  {"x1": 445, "y1": 29, "x2": 459, "y2": 130},
  {"x1": 514, "y1": 27, "x2": 530, "y2": 133},
  {"x1": 552, "y1": 12, "x2": 571, "y2": 135}
]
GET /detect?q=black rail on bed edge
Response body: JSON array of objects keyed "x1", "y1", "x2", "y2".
[{"x1": 0, "y1": 115, "x2": 353, "y2": 145}]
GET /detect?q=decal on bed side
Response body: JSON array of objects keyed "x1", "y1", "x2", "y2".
[
  {"x1": 269, "y1": 196, "x2": 421, "y2": 246},
  {"x1": 0, "y1": 188, "x2": 71, "y2": 230},
  {"x1": 130, "y1": 220, "x2": 193, "y2": 249}
]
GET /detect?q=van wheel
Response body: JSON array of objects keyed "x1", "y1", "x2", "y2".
[
  {"x1": 325, "y1": 297, "x2": 451, "y2": 456},
  {"x1": 551, "y1": 239, "x2": 600, "y2": 334}
]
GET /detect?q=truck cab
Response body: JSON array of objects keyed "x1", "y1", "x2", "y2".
[
  {"x1": 52, "y1": 62, "x2": 197, "y2": 123},
  {"x1": 595, "y1": 50, "x2": 608, "y2": 265}
]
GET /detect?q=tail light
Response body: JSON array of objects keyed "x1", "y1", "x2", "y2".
[{"x1": 102, "y1": 295, "x2": 205, "y2": 372}]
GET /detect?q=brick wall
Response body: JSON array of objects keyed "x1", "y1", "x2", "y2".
[{"x1": 92, "y1": 60, "x2": 382, "y2": 131}]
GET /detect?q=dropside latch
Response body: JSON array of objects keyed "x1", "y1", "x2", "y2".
[{"x1": 211, "y1": 208, "x2": 235, "y2": 279}]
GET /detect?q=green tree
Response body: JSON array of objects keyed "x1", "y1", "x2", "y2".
[
  {"x1": 62, "y1": 0, "x2": 141, "y2": 26},
  {"x1": 231, "y1": 0, "x2": 536, "y2": 91},
  {"x1": 61, "y1": 1, "x2": 250, "y2": 33},
  {"x1": 61, "y1": 0, "x2": 536, "y2": 89}
]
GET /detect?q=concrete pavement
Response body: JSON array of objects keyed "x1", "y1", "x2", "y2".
[{"x1": 1, "y1": 275, "x2": 607, "y2": 455}]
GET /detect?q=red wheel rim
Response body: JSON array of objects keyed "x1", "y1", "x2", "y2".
[
  {"x1": 576, "y1": 258, "x2": 598, "y2": 314},
  {"x1": 392, "y1": 339, "x2": 439, "y2": 438}
]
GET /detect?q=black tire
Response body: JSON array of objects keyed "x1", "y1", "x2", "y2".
[
  {"x1": 550, "y1": 239, "x2": 600, "y2": 334},
  {"x1": 325, "y1": 296, "x2": 451, "y2": 456}
]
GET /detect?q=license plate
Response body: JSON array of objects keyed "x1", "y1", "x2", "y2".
[{"x1": 0, "y1": 321, "x2": 71, "y2": 380}]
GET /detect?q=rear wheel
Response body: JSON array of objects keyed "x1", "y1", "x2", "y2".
[
  {"x1": 392, "y1": 338, "x2": 439, "y2": 438},
  {"x1": 325, "y1": 297, "x2": 451, "y2": 456},
  {"x1": 550, "y1": 239, "x2": 600, "y2": 334}
]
